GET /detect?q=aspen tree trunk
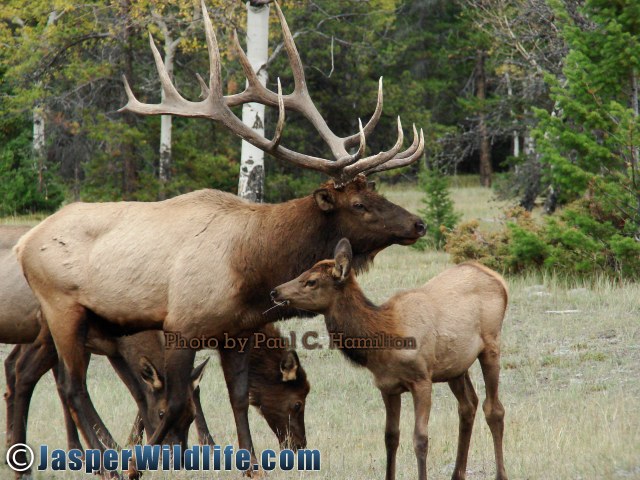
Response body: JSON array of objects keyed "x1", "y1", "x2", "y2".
[
  {"x1": 476, "y1": 50, "x2": 492, "y2": 187},
  {"x1": 238, "y1": 1, "x2": 269, "y2": 202},
  {"x1": 158, "y1": 32, "x2": 180, "y2": 200},
  {"x1": 33, "y1": 11, "x2": 59, "y2": 197}
]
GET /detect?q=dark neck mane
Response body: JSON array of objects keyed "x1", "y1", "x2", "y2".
[{"x1": 236, "y1": 195, "x2": 373, "y2": 325}]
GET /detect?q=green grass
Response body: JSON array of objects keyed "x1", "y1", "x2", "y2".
[{"x1": 1, "y1": 184, "x2": 639, "y2": 479}]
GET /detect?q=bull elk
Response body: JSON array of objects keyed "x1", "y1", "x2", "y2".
[
  {"x1": 271, "y1": 239, "x2": 509, "y2": 480},
  {"x1": 2, "y1": 226, "x2": 308, "y2": 477},
  {"x1": 15, "y1": 0, "x2": 425, "y2": 472}
]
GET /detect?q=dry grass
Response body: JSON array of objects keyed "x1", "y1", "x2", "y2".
[{"x1": 1, "y1": 185, "x2": 638, "y2": 479}]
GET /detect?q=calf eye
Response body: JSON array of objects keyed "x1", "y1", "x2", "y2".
[
  {"x1": 305, "y1": 279, "x2": 317, "y2": 288},
  {"x1": 293, "y1": 402, "x2": 302, "y2": 413},
  {"x1": 159, "y1": 410, "x2": 165, "y2": 420}
]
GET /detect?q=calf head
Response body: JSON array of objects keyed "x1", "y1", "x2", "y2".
[
  {"x1": 249, "y1": 349, "x2": 309, "y2": 451},
  {"x1": 137, "y1": 355, "x2": 209, "y2": 447},
  {"x1": 272, "y1": 238, "x2": 353, "y2": 313}
]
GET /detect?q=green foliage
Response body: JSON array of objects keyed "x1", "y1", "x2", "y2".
[
  {"x1": 446, "y1": 199, "x2": 640, "y2": 280},
  {"x1": 533, "y1": 0, "x2": 640, "y2": 232},
  {"x1": 0, "y1": 116, "x2": 64, "y2": 216},
  {"x1": 413, "y1": 166, "x2": 461, "y2": 250}
]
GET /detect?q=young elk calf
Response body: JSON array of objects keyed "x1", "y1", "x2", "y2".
[{"x1": 271, "y1": 239, "x2": 508, "y2": 480}]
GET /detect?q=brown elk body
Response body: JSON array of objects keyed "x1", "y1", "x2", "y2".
[
  {"x1": 15, "y1": 0, "x2": 425, "y2": 470},
  {"x1": 2, "y1": 226, "x2": 309, "y2": 476},
  {"x1": 272, "y1": 239, "x2": 509, "y2": 480}
]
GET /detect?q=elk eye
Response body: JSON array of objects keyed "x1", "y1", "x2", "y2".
[
  {"x1": 293, "y1": 402, "x2": 302, "y2": 413},
  {"x1": 353, "y1": 203, "x2": 365, "y2": 211},
  {"x1": 159, "y1": 410, "x2": 165, "y2": 420},
  {"x1": 305, "y1": 279, "x2": 317, "y2": 288}
]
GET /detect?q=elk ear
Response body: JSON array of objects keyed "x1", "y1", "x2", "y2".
[
  {"x1": 139, "y1": 356, "x2": 163, "y2": 391},
  {"x1": 313, "y1": 188, "x2": 336, "y2": 212},
  {"x1": 191, "y1": 357, "x2": 210, "y2": 390},
  {"x1": 280, "y1": 350, "x2": 300, "y2": 382},
  {"x1": 332, "y1": 238, "x2": 353, "y2": 281}
]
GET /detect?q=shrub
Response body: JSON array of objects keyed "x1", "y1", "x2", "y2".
[{"x1": 413, "y1": 166, "x2": 461, "y2": 250}]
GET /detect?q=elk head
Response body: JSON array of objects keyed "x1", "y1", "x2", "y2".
[
  {"x1": 271, "y1": 238, "x2": 353, "y2": 313},
  {"x1": 249, "y1": 350, "x2": 309, "y2": 451},
  {"x1": 120, "y1": 0, "x2": 426, "y2": 190},
  {"x1": 138, "y1": 355, "x2": 209, "y2": 446}
]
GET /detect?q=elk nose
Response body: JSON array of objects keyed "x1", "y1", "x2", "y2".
[
  {"x1": 415, "y1": 220, "x2": 426, "y2": 236},
  {"x1": 270, "y1": 289, "x2": 278, "y2": 300}
]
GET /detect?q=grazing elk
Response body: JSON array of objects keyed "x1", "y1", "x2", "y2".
[
  {"x1": 15, "y1": 0, "x2": 425, "y2": 471},
  {"x1": 271, "y1": 239, "x2": 509, "y2": 480},
  {"x1": 2, "y1": 226, "x2": 308, "y2": 477}
]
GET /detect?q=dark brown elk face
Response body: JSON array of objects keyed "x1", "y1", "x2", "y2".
[
  {"x1": 272, "y1": 239, "x2": 354, "y2": 313},
  {"x1": 249, "y1": 350, "x2": 310, "y2": 451},
  {"x1": 138, "y1": 356, "x2": 208, "y2": 446},
  {"x1": 313, "y1": 176, "x2": 425, "y2": 254}
]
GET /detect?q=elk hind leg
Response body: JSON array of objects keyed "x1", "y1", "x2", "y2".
[
  {"x1": 448, "y1": 372, "x2": 478, "y2": 480},
  {"x1": 42, "y1": 300, "x2": 119, "y2": 454},
  {"x1": 4, "y1": 344, "x2": 23, "y2": 449},
  {"x1": 479, "y1": 348, "x2": 508, "y2": 480}
]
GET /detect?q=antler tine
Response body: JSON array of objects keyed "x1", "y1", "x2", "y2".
[
  {"x1": 343, "y1": 116, "x2": 404, "y2": 177},
  {"x1": 343, "y1": 77, "x2": 384, "y2": 149},
  {"x1": 269, "y1": 78, "x2": 286, "y2": 149},
  {"x1": 366, "y1": 128, "x2": 425, "y2": 174},
  {"x1": 273, "y1": 1, "x2": 306, "y2": 94},
  {"x1": 196, "y1": 73, "x2": 210, "y2": 98},
  {"x1": 200, "y1": 0, "x2": 223, "y2": 99},
  {"x1": 333, "y1": 119, "x2": 367, "y2": 170}
]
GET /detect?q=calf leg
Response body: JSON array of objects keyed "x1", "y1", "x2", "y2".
[
  {"x1": 448, "y1": 372, "x2": 479, "y2": 480},
  {"x1": 193, "y1": 386, "x2": 215, "y2": 446},
  {"x1": 410, "y1": 380, "x2": 433, "y2": 480},
  {"x1": 479, "y1": 349, "x2": 508, "y2": 480},
  {"x1": 381, "y1": 392, "x2": 401, "y2": 480},
  {"x1": 4, "y1": 344, "x2": 23, "y2": 448}
]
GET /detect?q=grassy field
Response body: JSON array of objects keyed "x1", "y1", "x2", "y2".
[{"x1": 1, "y1": 184, "x2": 639, "y2": 479}]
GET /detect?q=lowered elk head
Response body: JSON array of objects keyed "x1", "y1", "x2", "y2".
[
  {"x1": 136, "y1": 354, "x2": 209, "y2": 447},
  {"x1": 249, "y1": 349, "x2": 309, "y2": 451}
]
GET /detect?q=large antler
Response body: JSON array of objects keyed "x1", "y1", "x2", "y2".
[{"x1": 119, "y1": 0, "x2": 424, "y2": 185}]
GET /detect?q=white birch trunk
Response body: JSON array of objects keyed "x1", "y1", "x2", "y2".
[
  {"x1": 156, "y1": 22, "x2": 180, "y2": 199},
  {"x1": 238, "y1": 2, "x2": 269, "y2": 202},
  {"x1": 505, "y1": 71, "x2": 519, "y2": 158}
]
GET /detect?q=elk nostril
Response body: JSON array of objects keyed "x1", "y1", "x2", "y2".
[
  {"x1": 415, "y1": 220, "x2": 426, "y2": 236},
  {"x1": 270, "y1": 289, "x2": 277, "y2": 300}
]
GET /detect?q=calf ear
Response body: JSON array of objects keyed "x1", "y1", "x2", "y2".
[
  {"x1": 191, "y1": 357, "x2": 210, "y2": 390},
  {"x1": 280, "y1": 350, "x2": 300, "y2": 382},
  {"x1": 139, "y1": 356, "x2": 163, "y2": 391},
  {"x1": 313, "y1": 188, "x2": 336, "y2": 212},
  {"x1": 332, "y1": 238, "x2": 353, "y2": 281}
]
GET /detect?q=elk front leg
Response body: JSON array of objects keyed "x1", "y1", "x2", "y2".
[
  {"x1": 193, "y1": 385, "x2": 215, "y2": 446},
  {"x1": 219, "y1": 345, "x2": 257, "y2": 475},
  {"x1": 381, "y1": 391, "x2": 401, "y2": 480},
  {"x1": 410, "y1": 380, "x2": 433, "y2": 480},
  {"x1": 479, "y1": 349, "x2": 508, "y2": 480},
  {"x1": 448, "y1": 372, "x2": 478, "y2": 480}
]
